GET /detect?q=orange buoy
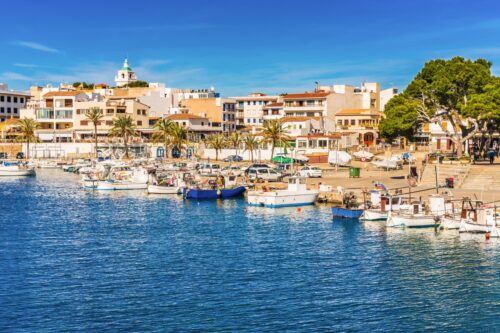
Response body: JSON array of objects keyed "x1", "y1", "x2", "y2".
[
  {"x1": 486, "y1": 232, "x2": 491, "y2": 240},
  {"x1": 297, "y1": 208, "x2": 301, "y2": 212}
]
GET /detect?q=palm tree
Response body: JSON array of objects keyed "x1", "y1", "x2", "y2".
[
  {"x1": 16, "y1": 118, "x2": 39, "y2": 159},
  {"x1": 242, "y1": 135, "x2": 259, "y2": 162},
  {"x1": 170, "y1": 123, "x2": 189, "y2": 157},
  {"x1": 228, "y1": 132, "x2": 242, "y2": 156},
  {"x1": 261, "y1": 120, "x2": 290, "y2": 160},
  {"x1": 206, "y1": 133, "x2": 226, "y2": 161},
  {"x1": 109, "y1": 115, "x2": 136, "y2": 158},
  {"x1": 152, "y1": 118, "x2": 174, "y2": 160},
  {"x1": 85, "y1": 107, "x2": 104, "y2": 158}
]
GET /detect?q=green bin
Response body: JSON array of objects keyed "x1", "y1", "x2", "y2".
[{"x1": 349, "y1": 167, "x2": 360, "y2": 178}]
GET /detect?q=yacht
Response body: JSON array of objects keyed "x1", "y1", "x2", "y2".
[{"x1": 0, "y1": 161, "x2": 36, "y2": 177}]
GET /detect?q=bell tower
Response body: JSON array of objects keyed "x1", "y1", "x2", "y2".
[{"x1": 114, "y1": 58, "x2": 138, "y2": 87}]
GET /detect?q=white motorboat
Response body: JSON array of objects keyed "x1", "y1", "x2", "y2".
[
  {"x1": 353, "y1": 150, "x2": 374, "y2": 162},
  {"x1": 459, "y1": 203, "x2": 499, "y2": 237},
  {"x1": 247, "y1": 176, "x2": 318, "y2": 208},
  {"x1": 147, "y1": 172, "x2": 187, "y2": 195},
  {"x1": 0, "y1": 161, "x2": 36, "y2": 177},
  {"x1": 328, "y1": 151, "x2": 352, "y2": 166},
  {"x1": 370, "y1": 157, "x2": 401, "y2": 170},
  {"x1": 386, "y1": 196, "x2": 445, "y2": 228},
  {"x1": 37, "y1": 160, "x2": 63, "y2": 169},
  {"x1": 362, "y1": 188, "x2": 411, "y2": 221},
  {"x1": 83, "y1": 165, "x2": 149, "y2": 190}
]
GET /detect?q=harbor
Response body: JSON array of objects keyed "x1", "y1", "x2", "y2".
[{"x1": 1, "y1": 166, "x2": 499, "y2": 332}]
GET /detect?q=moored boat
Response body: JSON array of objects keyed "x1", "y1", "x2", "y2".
[
  {"x1": 247, "y1": 176, "x2": 318, "y2": 208},
  {"x1": 183, "y1": 175, "x2": 246, "y2": 199},
  {"x1": 332, "y1": 207, "x2": 364, "y2": 218},
  {"x1": 0, "y1": 161, "x2": 36, "y2": 177}
]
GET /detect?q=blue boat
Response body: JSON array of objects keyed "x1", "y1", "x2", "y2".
[
  {"x1": 183, "y1": 186, "x2": 246, "y2": 200},
  {"x1": 331, "y1": 207, "x2": 364, "y2": 219}
]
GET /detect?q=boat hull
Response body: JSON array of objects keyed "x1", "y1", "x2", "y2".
[
  {"x1": 247, "y1": 191, "x2": 318, "y2": 208},
  {"x1": 362, "y1": 209, "x2": 388, "y2": 221},
  {"x1": 0, "y1": 169, "x2": 36, "y2": 177},
  {"x1": 386, "y1": 213, "x2": 439, "y2": 228},
  {"x1": 459, "y1": 222, "x2": 499, "y2": 236},
  {"x1": 332, "y1": 207, "x2": 364, "y2": 219},
  {"x1": 440, "y1": 216, "x2": 462, "y2": 230},
  {"x1": 147, "y1": 185, "x2": 181, "y2": 195},
  {"x1": 92, "y1": 180, "x2": 148, "y2": 190},
  {"x1": 184, "y1": 186, "x2": 246, "y2": 199}
]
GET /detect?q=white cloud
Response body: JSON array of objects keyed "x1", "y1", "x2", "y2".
[
  {"x1": 15, "y1": 41, "x2": 59, "y2": 53},
  {"x1": 0, "y1": 72, "x2": 33, "y2": 81}
]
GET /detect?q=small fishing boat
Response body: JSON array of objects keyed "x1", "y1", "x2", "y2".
[
  {"x1": 386, "y1": 195, "x2": 445, "y2": 228},
  {"x1": 459, "y1": 202, "x2": 499, "y2": 237},
  {"x1": 83, "y1": 165, "x2": 148, "y2": 190},
  {"x1": 147, "y1": 172, "x2": 189, "y2": 195},
  {"x1": 247, "y1": 176, "x2": 318, "y2": 208},
  {"x1": 352, "y1": 150, "x2": 374, "y2": 162},
  {"x1": 0, "y1": 161, "x2": 36, "y2": 177},
  {"x1": 332, "y1": 207, "x2": 364, "y2": 218},
  {"x1": 183, "y1": 175, "x2": 246, "y2": 199}
]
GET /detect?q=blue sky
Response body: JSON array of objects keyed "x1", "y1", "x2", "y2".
[{"x1": 1, "y1": 0, "x2": 499, "y2": 96}]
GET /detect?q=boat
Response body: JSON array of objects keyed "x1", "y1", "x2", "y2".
[
  {"x1": 183, "y1": 175, "x2": 246, "y2": 199},
  {"x1": 386, "y1": 195, "x2": 445, "y2": 228},
  {"x1": 247, "y1": 176, "x2": 318, "y2": 208},
  {"x1": 370, "y1": 157, "x2": 401, "y2": 170},
  {"x1": 353, "y1": 150, "x2": 374, "y2": 162},
  {"x1": 147, "y1": 172, "x2": 189, "y2": 195},
  {"x1": 328, "y1": 150, "x2": 352, "y2": 166},
  {"x1": 362, "y1": 187, "x2": 411, "y2": 221},
  {"x1": 37, "y1": 160, "x2": 64, "y2": 169},
  {"x1": 0, "y1": 161, "x2": 36, "y2": 176},
  {"x1": 459, "y1": 202, "x2": 499, "y2": 237},
  {"x1": 83, "y1": 164, "x2": 149, "y2": 190},
  {"x1": 332, "y1": 207, "x2": 364, "y2": 218}
]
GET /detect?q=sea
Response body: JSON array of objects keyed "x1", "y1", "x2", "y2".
[{"x1": 1, "y1": 169, "x2": 499, "y2": 332}]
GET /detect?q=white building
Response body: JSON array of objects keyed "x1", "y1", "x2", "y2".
[
  {"x1": 0, "y1": 84, "x2": 31, "y2": 122},
  {"x1": 114, "y1": 58, "x2": 138, "y2": 87},
  {"x1": 231, "y1": 93, "x2": 279, "y2": 129},
  {"x1": 380, "y1": 87, "x2": 398, "y2": 111}
]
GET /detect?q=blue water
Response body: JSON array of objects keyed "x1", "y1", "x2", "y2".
[{"x1": 1, "y1": 170, "x2": 499, "y2": 332}]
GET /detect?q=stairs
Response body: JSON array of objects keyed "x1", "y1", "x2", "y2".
[
  {"x1": 460, "y1": 164, "x2": 500, "y2": 191},
  {"x1": 418, "y1": 162, "x2": 470, "y2": 188}
]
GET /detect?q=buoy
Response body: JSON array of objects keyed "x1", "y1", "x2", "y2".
[
  {"x1": 297, "y1": 208, "x2": 301, "y2": 212},
  {"x1": 486, "y1": 232, "x2": 491, "y2": 240}
]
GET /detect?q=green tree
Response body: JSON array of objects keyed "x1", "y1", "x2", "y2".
[
  {"x1": 16, "y1": 118, "x2": 39, "y2": 159},
  {"x1": 125, "y1": 80, "x2": 149, "y2": 88},
  {"x1": 152, "y1": 118, "x2": 174, "y2": 160},
  {"x1": 228, "y1": 132, "x2": 242, "y2": 156},
  {"x1": 170, "y1": 123, "x2": 188, "y2": 157},
  {"x1": 242, "y1": 135, "x2": 259, "y2": 162},
  {"x1": 379, "y1": 96, "x2": 420, "y2": 141},
  {"x1": 206, "y1": 134, "x2": 226, "y2": 161},
  {"x1": 109, "y1": 115, "x2": 137, "y2": 158},
  {"x1": 261, "y1": 120, "x2": 290, "y2": 160},
  {"x1": 85, "y1": 107, "x2": 104, "y2": 158}
]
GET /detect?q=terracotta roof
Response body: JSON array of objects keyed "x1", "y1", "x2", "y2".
[
  {"x1": 297, "y1": 133, "x2": 341, "y2": 139},
  {"x1": 43, "y1": 91, "x2": 84, "y2": 97},
  {"x1": 336, "y1": 108, "x2": 381, "y2": 116},
  {"x1": 281, "y1": 116, "x2": 320, "y2": 122},
  {"x1": 263, "y1": 102, "x2": 283, "y2": 108},
  {"x1": 283, "y1": 92, "x2": 330, "y2": 99},
  {"x1": 166, "y1": 114, "x2": 207, "y2": 121}
]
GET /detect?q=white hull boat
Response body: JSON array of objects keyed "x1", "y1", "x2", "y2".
[
  {"x1": 363, "y1": 209, "x2": 388, "y2": 221},
  {"x1": 247, "y1": 176, "x2": 318, "y2": 208},
  {"x1": 459, "y1": 222, "x2": 499, "y2": 237},
  {"x1": 0, "y1": 162, "x2": 36, "y2": 177},
  {"x1": 458, "y1": 204, "x2": 499, "y2": 237},
  {"x1": 93, "y1": 180, "x2": 147, "y2": 190},
  {"x1": 147, "y1": 184, "x2": 181, "y2": 194},
  {"x1": 386, "y1": 212, "x2": 439, "y2": 228},
  {"x1": 440, "y1": 216, "x2": 462, "y2": 230}
]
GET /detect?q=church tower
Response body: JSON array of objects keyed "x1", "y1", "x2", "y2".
[{"x1": 114, "y1": 58, "x2": 138, "y2": 87}]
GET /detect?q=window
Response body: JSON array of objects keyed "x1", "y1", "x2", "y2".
[
  {"x1": 14, "y1": 108, "x2": 18, "y2": 114},
  {"x1": 344, "y1": 119, "x2": 348, "y2": 126},
  {"x1": 137, "y1": 120, "x2": 142, "y2": 126},
  {"x1": 201, "y1": 122, "x2": 204, "y2": 126},
  {"x1": 0, "y1": 107, "x2": 4, "y2": 113},
  {"x1": 117, "y1": 109, "x2": 125, "y2": 114},
  {"x1": 13, "y1": 97, "x2": 18, "y2": 103},
  {"x1": 370, "y1": 99, "x2": 376, "y2": 107},
  {"x1": 318, "y1": 140, "x2": 327, "y2": 148},
  {"x1": 298, "y1": 140, "x2": 307, "y2": 148},
  {"x1": 351, "y1": 119, "x2": 356, "y2": 126},
  {"x1": 247, "y1": 119, "x2": 250, "y2": 123},
  {"x1": 107, "y1": 109, "x2": 114, "y2": 114},
  {"x1": 80, "y1": 120, "x2": 88, "y2": 126},
  {"x1": 7, "y1": 96, "x2": 11, "y2": 102},
  {"x1": 307, "y1": 100, "x2": 314, "y2": 106},
  {"x1": 137, "y1": 110, "x2": 141, "y2": 115},
  {"x1": 0, "y1": 96, "x2": 3, "y2": 102},
  {"x1": 64, "y1": 99, "x2": 73, "y2": 107},
  {"x1": 106, "y1": 121, "x2": 113, "y2": 126},
  {"x1": 76, "y1": 109, "x2": 81, "y2": 115},
  {"x1": 7, "y1": 108, "x2": 11, "y2": 113},
  {"x1": 20, "y1": 98, "x2": 24, "y2": 103},
  {"x1": 182, "y1": 122, "x2": 186, "y2": 126},
  {"x1": 253, "y1": 119, "x2": 256, "y2": 123}
]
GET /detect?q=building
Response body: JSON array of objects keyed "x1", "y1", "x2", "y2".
[
  {"x1": 166, "y1": 113, "x2": 221, "y2": 140},
  {"x1": 114, "y1": 58, "x2": 138, "y2": 87},
  {"x1": 334, "y1": 108, "x2": 382, "y2": 146},
  {"x1": 0, "y1": 84, "x2": 30, "y2": 122},
  {"x1": 262, "y1": 102, "x2": 284, "y2": 123},
  {"x1": 180, "y1": 98, "x2": 236, "y2": 133},
  {"x1": 282, "y1": 92, "x2": 333, "y2": 118},
  {"x1": 231, "y1": 93, "x2": 279, "y2": 129},
  {"x1": 380, "y1": 87, "x2": 398, "y2": 111}
]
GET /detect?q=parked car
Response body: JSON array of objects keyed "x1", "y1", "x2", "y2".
[
  {"x1": 0, "y1": 152, "x2": 8, "y2": 159},
  {"x1": 247, "y1": 167, "x2": 282, "y2": 182},
  {"x1": 223, "y1": 155, "x2": 243, "y2": 162},
  {"x1": 299, "y1": 166, "x2": 322, "y2": 178},
  {"x1": 243, "y1": 163, "x2": 274, "y2": 175},
  {"x1": 221, "y1": 166, "x2": 243, "y2": 176},
  {"x1": 198, "y1": 163, "x2": 221, "y2": 176},
  {"x1": 276, "y1": 163, "x2": 293, "y2": 177}
]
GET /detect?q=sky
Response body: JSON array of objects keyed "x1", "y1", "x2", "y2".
[{"x1": 1, "y1": 0, "x2": 500, "y2": 96}]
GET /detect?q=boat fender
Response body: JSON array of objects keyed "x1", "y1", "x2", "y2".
[{"x1": 217, "y1": 189, "x2": 221, "y2": 196}]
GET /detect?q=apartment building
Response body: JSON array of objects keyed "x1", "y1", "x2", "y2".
[
  {"x1": 166, "y1": 114, "x2": 220, "y2": 140},
  {"x1": 334, "y1": 108, "x2": 382, "y2": 146},
  {"x1": 231, "y1": 93, "x2": 279, "y2": 128},
  {"x1": 180, "y1": 97, "x2": 236, "y2": 133},
  {"x1": 262, "y1": 102, "x2": 284, "y2": 124},
  {"x1": 0, "y1": 84, "x2": 31, "y2": 122}
]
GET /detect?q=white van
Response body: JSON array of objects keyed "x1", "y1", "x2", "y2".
[{"x1": 247, "y1": 167, "x2": 282, "y2": 182}]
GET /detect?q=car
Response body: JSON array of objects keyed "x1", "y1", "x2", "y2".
[
  {"x1": 198, "y1": 163, "x2": 221, "y2": 176},
  {"x1": 221, "y1": 166, "x2": 243, "y2": 176},
  {"x1": 243, "y1": 163, "x2": 273, "y2": 174},
  {"x1": 223, "y1": 155, "x2": 243, "y2": 162},
  {"x1": 247, "y1": 167, "x2": 282, "y2": 182},
  {"x1": 0, "y1": 152, "x2": 8, "y2": 159},
  {"x1": 276, "y1": 163, "x2": 293, "y2": 176},
  {"x1": 299, "y1": 166, "x2": 322, "y2": 178}
]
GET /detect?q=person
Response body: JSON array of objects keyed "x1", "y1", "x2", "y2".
[
  {"x1": 488, "y1": 149, "x2": 496, "y2": 165},
  {"x1": 473, "y1": 150, "x2": 479, "y2": 164}
]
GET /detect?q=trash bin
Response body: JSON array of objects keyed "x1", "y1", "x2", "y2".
[
  {"x1": 349, "y1": 167, "x2": 360, "y2": 178},
  {"x1": 445, "y1": 177, "x2": 454, "y2": 188}
]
